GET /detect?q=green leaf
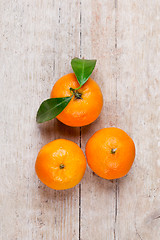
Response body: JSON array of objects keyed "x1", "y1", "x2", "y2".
[
  {"x1": 36, "y1": 96, "x2": 72, "y2": 123},
  {"x1": 71, "y1": 58, "x2": 97, "y2": 87}
]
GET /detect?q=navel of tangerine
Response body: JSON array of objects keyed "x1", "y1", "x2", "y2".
[{"x1": 59, "y1": 163, "x2": 65, "y2": 169}]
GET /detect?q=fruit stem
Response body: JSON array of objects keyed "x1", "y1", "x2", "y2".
[
  {"x1": 111, "y1": 148, "x2": 117, "y2": 154},
  {"x1": 70, "y1": 88, "x2": 82, "y2": 99},
  {"x1": 59, "y1": 164, "x2": 65, "y2": 169}
]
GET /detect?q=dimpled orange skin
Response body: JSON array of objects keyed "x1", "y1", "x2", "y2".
[
  {"x1": 35, "y1": 139, "x2": 86, "y2": 190},
  {"x1": 50, "y1": 73, "x2": 103, "y2": 127},
  {"x1": 86, "y1": 127, "x2": 135, "y2": 179}
]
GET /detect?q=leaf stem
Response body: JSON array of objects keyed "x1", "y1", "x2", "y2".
[{"x1": 73, "y1": 85, "x2": 82, "y2": 91}]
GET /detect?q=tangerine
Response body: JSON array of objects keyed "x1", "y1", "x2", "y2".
[
  {"x1": 35, "y1": 139, "x2": 86, "y2": 190},
  {"x1": 86, "y1": 127, "x2": 135, "y2": 179},
  {"x1": 50, "y1": 73, "x2": 103, "y2": 127}
]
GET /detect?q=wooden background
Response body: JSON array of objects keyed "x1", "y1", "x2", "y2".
[{"x1": 1, "y1": 0, "x2": 160, "y2": 239}]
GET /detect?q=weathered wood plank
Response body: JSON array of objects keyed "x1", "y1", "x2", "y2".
[
  {"x1": 0, "y1": 1, "x2": 81, "y2": 239},
  {"x1": 80, "y1": 1, "x2": 117, "y2": 239},
  {"x1": 116, "y1": 0, "x2": 160, "y2": 239}
]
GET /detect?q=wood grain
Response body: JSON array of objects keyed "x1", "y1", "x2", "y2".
[
  {"x1": 116, "y1": 1, "x2": 160, "y2": 239},
  {"x1": 1, "y1": 0, "x2": 160, "y2": 240},
  {"x1": 1, "y1": 1, "x2": 81, "y2": 239},
  {"x1": 80, "y1": 0, "x2": 117, "y2": 239}
]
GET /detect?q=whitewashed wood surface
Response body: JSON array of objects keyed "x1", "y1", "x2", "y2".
[{"x1": 1, "y1": 0, "x2": 160, "y2": 239}]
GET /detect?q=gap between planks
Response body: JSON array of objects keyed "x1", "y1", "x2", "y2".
[
  {"x1": 79, "y1": 1, "x2": 82, "y2": 240},
  {"x1": 79, "y1": 1, "x2": 119, "y2": 239},
  {"x1": 114, "y1": 0, "x2": 118, "y2": 240}
]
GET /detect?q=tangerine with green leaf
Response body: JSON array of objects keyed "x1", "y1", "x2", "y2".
[
  {"x1": 50, "y1": 73, "x2": 103, "y2": 127},
  {"x1": 36, "y1": 58, "x2": 103, "y2": 127}
]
